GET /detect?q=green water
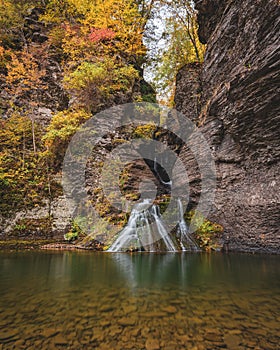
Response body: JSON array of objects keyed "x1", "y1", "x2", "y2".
[{"x1": 0, "y1": 252, "x2": 279, "y2": 349}]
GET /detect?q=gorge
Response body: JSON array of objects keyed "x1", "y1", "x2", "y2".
[
  {"x1": 0, "y1": 0, "x2": 279, "y2": 254},
  {"x1": 0, "y1": 1, "x2": 279, "y2": 349}
]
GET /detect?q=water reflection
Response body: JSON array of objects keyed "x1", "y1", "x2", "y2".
[
  {"x1": 0, "y1": 252, "x2": 279, "y2": 349},
  {"x1": 107, "y1": 252, "x2": 280, "y2": 292},
  {"x1": 1, "y1": 252, "x2": 279, "y2": 294}
]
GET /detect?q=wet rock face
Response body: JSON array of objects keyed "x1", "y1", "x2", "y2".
[{"x1": 175, "y1": 0, "x2": 280, "y2": 252}]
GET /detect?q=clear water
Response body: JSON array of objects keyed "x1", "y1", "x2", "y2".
[{"x1": 0, "y1": 251, "x2": 279, "y2": 349}]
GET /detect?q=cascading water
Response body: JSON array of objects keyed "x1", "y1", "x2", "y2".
[
  {"x1": 108, "y1": 199, "x2": 177, "y2": 252},
  {"x1": 108, "y1": 198, "x2": 200, "y2": 252},
  {"x1": 153, "y1": 156, "x2": 172, "y2": 186},
  {"x1": 176, "y1": 198, "x2": 200, "y2": 251}
]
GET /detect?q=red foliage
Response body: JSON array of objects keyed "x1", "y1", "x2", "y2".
[{"x1": 89, "y1": 28, "x2": 116, "y2": 43}]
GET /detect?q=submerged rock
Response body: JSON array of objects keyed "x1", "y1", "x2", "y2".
[
  {"x1": 145, "y1": 338, "x2": 160, "y2": 350},
  {"x1": 0, "y1": 330, "x2": 19, "y2": 342}
]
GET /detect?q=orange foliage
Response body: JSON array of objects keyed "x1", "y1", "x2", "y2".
[{"x1": 88, "y1": 28, "x2": 116, "y2": 43}]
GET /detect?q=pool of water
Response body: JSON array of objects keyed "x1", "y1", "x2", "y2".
[{"x1": 0, "y1": 251, "x2": 279, "y2": 349}]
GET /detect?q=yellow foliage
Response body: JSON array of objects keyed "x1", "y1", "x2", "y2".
[
  {"x1": 43, "y1": 108, "x2": 91, "y2": 148},
  {"x1": 5, "y1": 49, "x2": 46, "y2": 105},
  {"x1": 42, "y1": 108, "x2": 91, "y2": 168},
  {"x1": 41, "y1": 0, "x2": 146, "y2": 61},
  {"x1": 63, "y1": 59, "x2": 139, "y2": 111},
  {"x1": 133, "y1": 123, "x2": 157, "y2": 139}
]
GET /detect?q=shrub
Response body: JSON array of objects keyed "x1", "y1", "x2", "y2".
[{"x1": 186, "y1": 210, "x2": 224, "y2": 251}]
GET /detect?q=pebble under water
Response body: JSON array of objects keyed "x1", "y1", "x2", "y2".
[{"x1": 0, "y1": 251, "x2": 279, "y2": 349}]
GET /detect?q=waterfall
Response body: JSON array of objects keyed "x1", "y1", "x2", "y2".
[
  {"x1": 151, "y1": 205, "x2": 177, "y2": 251},
  {"x1": 108, "y1": 199, "x2": 177, "y2": 252},
  {"x1": 108, "y1": 198, "x2": 200, "y2": 252},
  {"x1": 153, "y1": 156, "x2": 172, "y2": 186},
  {"x1": 177, "y1": 198, "x2": 200, "y2": 251}
]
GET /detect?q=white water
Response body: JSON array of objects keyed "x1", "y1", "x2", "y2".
[
  {"x1": 151, "y1": 205, "x2": 177, "y2": 251},
  {"x1": 108, "y1": 199, "x2": 177, "y2": 252},
  {"x1": 108, "y1": 198, "x2": 199, "y2": 252},
  {"x1": 177, "y1": 198, "x2": 200, "y2": 251},
  {"x1": 153, "y1": 156, "x2": 172, "y2": 186}
]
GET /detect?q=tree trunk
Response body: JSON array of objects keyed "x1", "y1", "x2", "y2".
[{"x1": 31, "y1": 117, "x2": 36, "y2": 154}]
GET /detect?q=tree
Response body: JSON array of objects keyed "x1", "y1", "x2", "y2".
[
  {"x1": 0, "y1": 114, "x2": 60, "y2": 216},
  {"x1": 0, "y1": 0, "x2": 155, "y2": 221},
  {"x1": 40, "y1": 0, "x2": 147, "y2": 112},
  {"x1": 136, "y1": 0, "x2": 156, "y2": 28},
  {"x1": 155, "y1": 11, "x2": 204, "y2": 104},
  {"x1": 142, "y1": 0, "x2": 205, "y2": 104},
  {"x1": 41, "y1": 0, "x2": 146, "y2": 64},
  {"x1": 63, "y1": 59, "x2": 139, "y2": 112},
  {"x1": 4, "y1": 46, "x2": 47, "y2": 153}
]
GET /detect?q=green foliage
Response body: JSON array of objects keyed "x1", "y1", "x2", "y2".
[
  {"x1": 42, "y1": 108, "x2": 91, "y2": 168},
  {"x1": 64, "y1": 219, "x2": 84, "y2": 242},
  {"x1": 186, "y1": 210, "x2": 224, "y2": 251},
  {"x1": 14, "y1": 223, "x2": 26, "y2": 231},
  {"x1": 140, "y1": 80, "x2": 157, "y2": 103},
  {"x1": 63, "y1": 60, "x2": 139, "y2": 112},
  {"x1": 0, "y1": 115, "x2": 61, "y2": 216},
  {"x1": 64, "y1": 230, "x2": 78, "y2": 242}
]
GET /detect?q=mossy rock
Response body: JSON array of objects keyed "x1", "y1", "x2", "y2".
[
  {"x1": 11, "y1": 217, "x2": 53, "y2": 238},
  {"x1": 185, "y1": 210, "x2": 224, "y2": 251}
]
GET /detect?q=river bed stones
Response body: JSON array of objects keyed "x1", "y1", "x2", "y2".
[
  {"x1": 1, "y1": 254, "x2": 279, "y2": 349},
  {"x1": 0, "y1": 330, "x2": 19, "y2": 343},
  {"x1": 161, "y1": 305, "x2": 177, "y2": 313},
  {"x1": 145, "y1": 338, "x2": 160, "y2": 350},
  {"x1": 0, "y1": 299, "x2": 279, "y2": 350}
]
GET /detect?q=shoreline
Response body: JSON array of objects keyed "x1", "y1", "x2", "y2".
[
  {"x1": 0, "y1": 240, "x2": 102, "y2": 251},
  {"x1": 0, "y1": 240, "x2": 279, "y2": 255}
]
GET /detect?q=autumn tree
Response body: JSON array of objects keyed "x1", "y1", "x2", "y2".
[
  {"x1": 41, "y1": 0, "x2": 146, "y2": 64},
  {"x1": 142, "y1": 0, "x2": 205, "y2": 104},
  {"x1": 0, "y1": 113, "x2": 62, "y2": 216},
  {"x1": 42, "y1": 108, "x2": 91, "y2": 169},
  {"x1": 4, "y1": 47, "x2": 47, "y2": 153}
]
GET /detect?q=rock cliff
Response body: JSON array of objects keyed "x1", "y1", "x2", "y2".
[
  {"x1": 175, "y1": 0, "x2": 280, "y2": 253},
  {"x1": 0, "y1": 6, "x2": 155, "y2": 242}
]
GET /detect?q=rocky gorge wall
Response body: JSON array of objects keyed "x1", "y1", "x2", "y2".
[
  {"x1": 0, "y1": 6, "x2": 155, "y2": 243},
  {"x1": 175, "y1": 0, "x2": 280, "y2": 253}
]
